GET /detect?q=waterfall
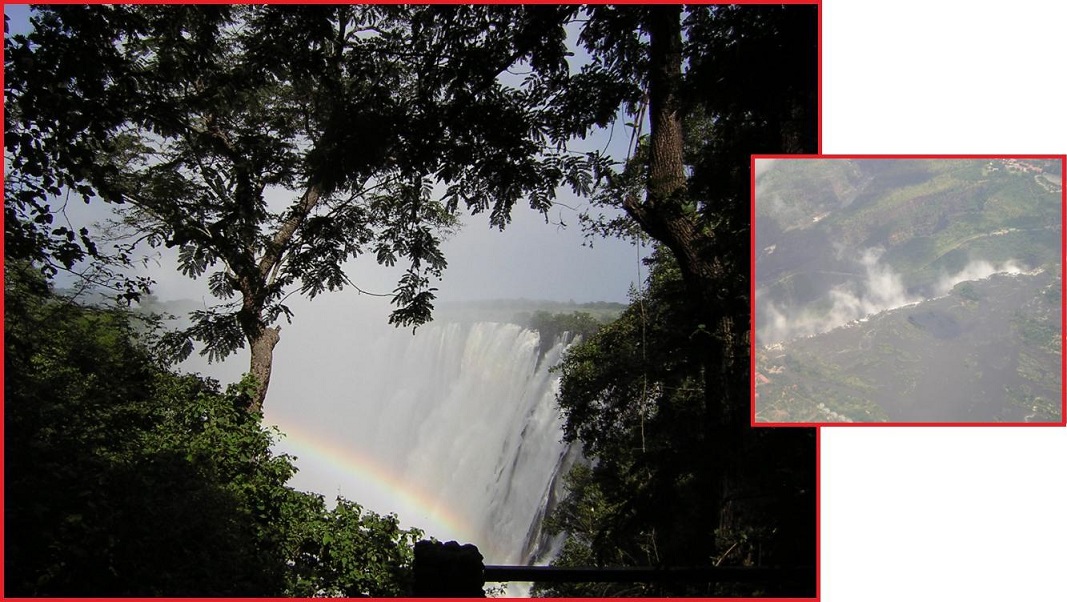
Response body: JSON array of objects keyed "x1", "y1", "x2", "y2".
[{"x1": 263, "y1": 313, "x2": 578, "y2": 572}]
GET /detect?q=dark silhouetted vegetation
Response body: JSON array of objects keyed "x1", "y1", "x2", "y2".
[
  {"x1": 531, "y1": 4, "x2": 818, "y2": 595},
  {"x1": 4, "y1": 263, "x2": 422, "y2": 596},
  {"x1": 534, "y1": 251, "x2": 815, "y2": 596},
  {"x1": 525, "y1": 310, "x2": 605, "y2": 355}
]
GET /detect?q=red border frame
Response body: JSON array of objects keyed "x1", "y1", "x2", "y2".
[
  {"x1": 1, "y1": 2, "x2": 825, "y2": 600},
  {"x1": 750, "y1": 154, "x2": 1067, "y2": 428}
]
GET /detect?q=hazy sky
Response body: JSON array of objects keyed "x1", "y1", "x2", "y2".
[{"x1": 97, "y1": 186, "x2": 641, "y2": 307}]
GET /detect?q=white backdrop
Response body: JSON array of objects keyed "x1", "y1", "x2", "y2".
[{"x1": 821, "y1": 1, "x2": 1066, "y2": 601}]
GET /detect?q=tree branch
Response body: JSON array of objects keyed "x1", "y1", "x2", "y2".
[{"x1": 257, "y1": 183, "x2": 323, "y2": 280}]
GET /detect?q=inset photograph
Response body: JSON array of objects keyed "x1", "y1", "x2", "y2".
[{"x1": 753, "y1": 156, "x2": 1064, "y2": 424}]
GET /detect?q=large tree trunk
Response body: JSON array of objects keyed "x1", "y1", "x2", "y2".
[
  {"x1": 248, "y1": 325, "x2": 281, "y2": 413},
  {"x1": 235, "y1": 284, "x2": 281, "y2": 413},
  {"x1": 624, "y1": 7, "x2": 729, "y2": 306},
  {"x1": 233, "y1": 183, "x2": 323, "y2": 412},
  {"x1": 645, "y1": 5, "x2": 687, "y2": 208},
  {"x1": 623, "y1": 7, "x2": 817, "y2": 583},
  {"x1": 623, "y1": 5, "x2": 745, "y2": 564}
]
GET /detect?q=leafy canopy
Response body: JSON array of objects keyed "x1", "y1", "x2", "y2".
[
  {"x1": 531, "y1": 5, "x2": 818, "y2": 596},
  {"x1": 3, "y1": 263, "x2": 423, "y2": 596},
  {"x1": 537, "y1": 251, "x2": 816, "y2": 597},
  {"x1": 4, "y1": 4, "x2": 619, "y2": 363}
]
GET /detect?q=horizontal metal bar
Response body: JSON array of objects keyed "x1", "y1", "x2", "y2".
[{"x1": 482, "y1": 565, "x2": 813, "y2": 584}]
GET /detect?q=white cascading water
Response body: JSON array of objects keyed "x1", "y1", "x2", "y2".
[
  {"x1": 260, "y1": 308, "x2": 579, "y2": 579},
  {"x1": 345, "y1": 321, "x2": 574, "y2": 563}
]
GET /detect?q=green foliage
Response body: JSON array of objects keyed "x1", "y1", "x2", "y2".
[
  {"x1": 758, "y1": 158, "x2": 1061, "y2": 290},
  {"x1": 532, "y1": 465, "x2": 646, "y2": 597},
  {"x1": 759, "y1": 269, "x2": 1061, "y2": 423},
  {"x1": 1013, "y1": 311, "x2": 1060, "y2": 354},
  {"x1": 534, "y1": 6, "x2": 818, "y2": 596},
  {"x1": 3, "y1": 265, "x2": 422, "y2": 596},
  {"x1": 555, "y1": 251, "x2": 701, "y2": 460},
  {"x1": 4, "y1": 5, "x2": 617, "y2": 396},
  {"x1": 6, "y1": 6, "x2": 821, "y2": 596},
  {"x1": 537, "y1": 252, "x2": 815, "y2": 597},
  {"x1": 525, "y1": 310, "x2": 605, "y2": 356},
  {"x1": 955, "y1": 282, "x2": 981, "y2": 302},
  {"x1": 283, "y1": 497, "x2": 422, "y2": 597},
  {"x1": 1043, "y1": 277, "x2": 1062, "y2": 305}
]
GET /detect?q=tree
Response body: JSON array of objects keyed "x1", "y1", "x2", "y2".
[
  {"x1": 3, "y1": 14, "x2": 153, "y2": 303},
  {"x1": 543, "y1": 252, "x2": 710, "y2": 594},
  {"x1": 3, "y1": 261, "x2": 422, "y2": 596},
  {"x1": 284, "y1": 497, "x2": 422, "y2": 597},
  {"x1": 537, "y1": 251, "x2": 816, "y2": 597},
  {"x1": 525, "y1": 310, "x2": 605, "y2": 356},
  {"x1": 576, "y1": 2, "x2": 817, "y2": 560},
  {"x1": 533, "y1": 5, "x2": 817, "y2": 595},
  {"x1": 5, "y1": 4, "x2": 617, "y2": 410}
]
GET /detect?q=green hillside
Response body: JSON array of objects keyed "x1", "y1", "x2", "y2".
[
  {"x1": 755, "y1": 271, "x2": 1061, "y2": 423},
  {"x1": 754, "y1": 158, "x2": 1063, "y2": 422},
  {"x1": 756, "y1": 158, "x2": 1061, "y2": 303}
]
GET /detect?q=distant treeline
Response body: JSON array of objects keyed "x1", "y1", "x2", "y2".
[
  {"x1": 438, "y1": 298, "x2": 627, "y2": 313},
  {"x1": 441, "y1": 296, "x2": 623, "y2": 309},
  {"x1": 435, "y1": 299, "x2": 626, "y2": 331},
  {"x1": 112, "y1": 296, "x2": 627, "y2": 334},
  {"x1": 519, "y1": 310, "x2": 607, "y2": 354}
]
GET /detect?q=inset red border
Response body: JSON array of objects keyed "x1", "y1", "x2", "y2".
[{"x1": 750, "y1": 154, "x2": 1067, "y2": 428}]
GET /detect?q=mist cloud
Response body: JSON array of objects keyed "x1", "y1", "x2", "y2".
[
  {"x1": 758, "y1": 247, "x2": 919, "y2": 344},
  {"x1": 757, "y1": 247, "x2": 1026, "y2": 346},
  {"x1": 933, "y1": 259, "x2": 1023, "y2": 296}
]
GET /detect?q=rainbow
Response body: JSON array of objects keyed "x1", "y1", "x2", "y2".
[{"x1": 267, "y1": 418, "x2": 483, "y2": 549}]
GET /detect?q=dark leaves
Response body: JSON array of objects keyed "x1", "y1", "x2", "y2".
[
  {"x1": 177, "y1": 243, "x2": 215, "y2": 278},
  {"x1": 185, "y1": 308, "x2": 246, "y2": 363},
  {"x1": 388, "y1": 269, "x2": 437, "y2": 330},
  {"x1": 4, "y1": 273, "x2": 421, "y2": 595},
  {"x1": 5, "y1": 3, "x2": 674, "y2": 371},
  {"x1": 207, "y1": 270, "x2": 235, "y2": 299}
]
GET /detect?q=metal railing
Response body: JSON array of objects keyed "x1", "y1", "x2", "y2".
[
  {"x1": 483, "y1": 564, "x2": 812, "y2": 585},
  {"x1": 412, "y1": 540, "x2": 813, "y2": 597}
]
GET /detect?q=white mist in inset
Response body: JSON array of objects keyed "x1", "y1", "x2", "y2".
[
  {"x1": 933, "y1": 259, "x2": 1024, "y2": 296},
  {"x1": 758, "y1": 246, "x2": 1028, "y2": 345}
]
